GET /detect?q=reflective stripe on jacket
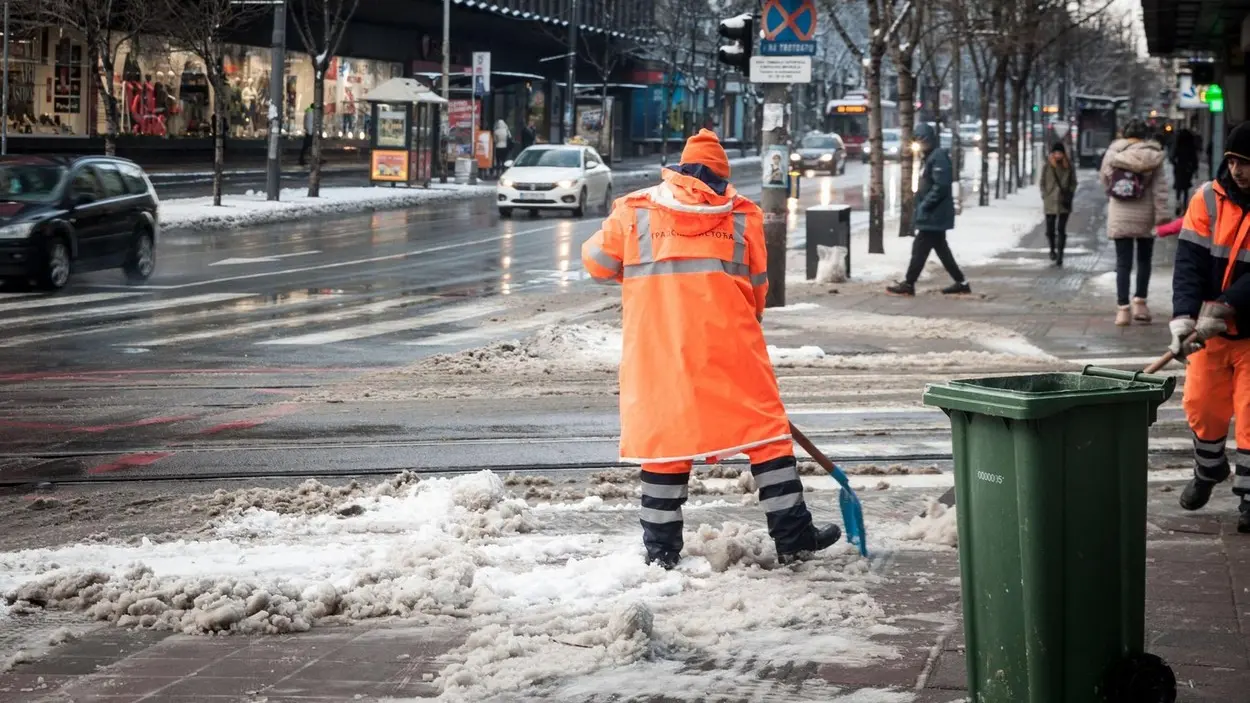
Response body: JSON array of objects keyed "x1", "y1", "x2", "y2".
[
  {"x1": 1175, "y1": 180, "x2": 1250, "y2": 339},
  {"x1": 581, "y1": 169, "x2": 790, "y2": 462}
]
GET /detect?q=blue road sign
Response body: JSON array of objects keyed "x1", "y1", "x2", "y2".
[{"x1": 762, "y1": 0, "x2": 817, "y2": 56}]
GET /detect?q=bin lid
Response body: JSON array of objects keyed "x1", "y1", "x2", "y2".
[{"x1": 922, "y1": 368, "x2": 1175, "y2": 420}]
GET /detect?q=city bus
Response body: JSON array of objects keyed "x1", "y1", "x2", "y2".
[{"x1": 825, "y1": 91, "x2": 899, "y2": 160}]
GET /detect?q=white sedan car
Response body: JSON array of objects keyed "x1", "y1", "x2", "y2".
[{"x1": 497, "y1": 144, "x2": 613, "y2": 218}]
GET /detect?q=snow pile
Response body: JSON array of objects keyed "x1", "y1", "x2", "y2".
[
  {"x1": 421, "y1": 322, "x2": 623, "y2": 375},
  {"x1": 0, "y1": 470, "x2": 902, "y2": 701},
  {"x1": 159, "y1": 184, "x2": 496, "y2": 231},
  {"x1": 899, "y1": 501, "x2": 959, "y2": 547}
]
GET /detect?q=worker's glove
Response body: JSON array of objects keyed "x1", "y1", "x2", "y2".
[
  {"x1": 1195, "y1": 301, "x2": 1235, "y2": 342},
  {"x1": 1168, "y1": 317, "x2": 1199, "y2": 359}
]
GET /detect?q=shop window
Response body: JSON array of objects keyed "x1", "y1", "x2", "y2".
[{"x1": 94, "y1": 164, "x2": 128, "y2": 199}]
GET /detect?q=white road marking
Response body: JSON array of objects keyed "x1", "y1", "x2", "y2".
[
  {"x1": 0, "y1": 292, "x2": 140, "y2": 314},
  {"x1": 114, "y1": 222, "x2": 572, "y2": 291},
  {"x1": 0, "y1": 293, "x2": 255, "y2": 330},
  {"x1": 128, "y1": 295, "x2": 436, "y2": 347},
  {"x1": 259, "y1": 300, "x2": 508, "y2": 345},
  {"x1": 210, "y1": 251, "x2": 322, "y2": 266}
]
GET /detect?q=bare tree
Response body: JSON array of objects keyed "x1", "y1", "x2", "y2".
[
  {"x1": 828, "y1": 0, "x2": 911, "y2": 253},
  {"x1": 886, "y1": 0, "x2": 925, "y2": 238},
  {"x1": 290, "y1": 0, "x2": 362, "y2": 197},
  {"x1": 35, "y1": 0, "x2": 152, "y2": 155},
  {"x1": 649, "y1": 0, "x2": 709, "y2": 165},
  {"x1": 579, "y1": 26, "x2": 643, "y2": 160},
  {"x1": 157, "y1": 0, "x2": 264, "y2": 205}
]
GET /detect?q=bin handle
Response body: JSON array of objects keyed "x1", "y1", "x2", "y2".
[{"x1": 1082, "y1": 365, "x2": 1176, "y2": 397}]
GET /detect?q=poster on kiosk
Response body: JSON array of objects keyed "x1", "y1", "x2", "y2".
[{"x1": 472, "y1": 52, "x2": 493, "y2": 171}]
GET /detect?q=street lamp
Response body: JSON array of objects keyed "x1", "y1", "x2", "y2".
[
  {"x1": 3, "y1": 0, "x2": 10, "y2": 156},
  {"x1": 233, "y1": 0, "x2": 286, "y2": 200}
]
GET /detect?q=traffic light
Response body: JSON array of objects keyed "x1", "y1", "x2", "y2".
[
  {"x1": 717, "y1": 13, "x2": 754, "y2": 73},
  {"x1": 1206, "y1": 84, "x2": 1225, "y2": 113},
  {"x1": 1031, "y1": 104, "x2": 1040, "y2": 112}
]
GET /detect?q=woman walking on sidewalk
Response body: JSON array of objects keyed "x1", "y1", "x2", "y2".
[
  {"x1": 1040, "y1": 142, "x2": 1077, "y2": 266},
  {"x1": 1099, "y1": 118, "x2": 1170, "y2": 326}
]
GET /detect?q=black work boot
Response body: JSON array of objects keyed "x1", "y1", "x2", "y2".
[
  {"x1": 886, "y1": 281, "x2": 915, "y2": 296},
  {"x1": 645, "y1": 549, "x2": 681, "y2": 570},
  {"x1": 942, "y1": 281, "x2": 972, "y2": 295},
  {"x1": 778, "y1": 524, "x2": 843, "y2": 565},
  {"x1": 1239, "y1": 501, "x2": 1250, "y2": 535},
  {"x1": 1180, "y1": 477, "x2": 1216, "y2": 511}
]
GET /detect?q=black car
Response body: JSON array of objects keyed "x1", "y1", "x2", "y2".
[
  {"x1": 791, "y1": 133, "x2": 846, "y2": 175},
  {"x1": 0, "y1": 155, "x2": 159, "y2": 290}
]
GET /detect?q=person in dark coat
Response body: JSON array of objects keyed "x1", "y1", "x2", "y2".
[
  {"x1": 1171, "y1": 128, "x2": 1200, "y2": 216},
  {"x1": 1040, "y1": 142, "x2": 1078, "y2": 266},
  {"x1": 887, "y1": 122, "x2": 969, "y2": 296}
]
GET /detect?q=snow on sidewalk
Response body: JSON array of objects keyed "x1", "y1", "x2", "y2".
[
  {"x1": 0, "y1": 471, "x2": 916, "y2": 702},
  {"x1": 818, "y1": 185, "x2": 1047, "y2": 283},
  {"x1": 159, "y1": 184, "x2": 496, "y2": 231}
]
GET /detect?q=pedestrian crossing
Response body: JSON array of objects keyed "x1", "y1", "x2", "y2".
[{"x1": 0, "y1": 288, "x2": 614, "y2": 352}]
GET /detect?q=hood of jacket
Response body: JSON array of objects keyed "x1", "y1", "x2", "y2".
[
  {"x1": 654, "y1": 169, "x2": 740, "y2": 237},
  {"x1": 1107, "y1": 138, "x2": 1165, "y2": 174}
]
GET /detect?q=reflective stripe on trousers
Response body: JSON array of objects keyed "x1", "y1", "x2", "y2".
[
  {"x1": 1236, "y1": 451, "x2": 1250, "y2": 495},
  {"x1": 1194, "y1": 434, "x2": 1230, "y2": 483}
]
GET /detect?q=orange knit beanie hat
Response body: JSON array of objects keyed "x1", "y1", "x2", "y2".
[{"x1": 680, "y1": 129, "x2": 731, "y2": 179}]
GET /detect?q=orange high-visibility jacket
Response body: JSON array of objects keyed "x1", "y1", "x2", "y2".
[{"x1": 581, "y1": 169, "x2": 790, "y2": 462}]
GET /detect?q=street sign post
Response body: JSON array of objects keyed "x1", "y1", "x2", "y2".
[{"x1": 760, "y1": 0, "x2": 816, "y2": 62}]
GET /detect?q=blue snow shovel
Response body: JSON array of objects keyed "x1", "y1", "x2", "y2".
[{"x1": 790, "y1": 423, "x2": 868, "y2": 558}]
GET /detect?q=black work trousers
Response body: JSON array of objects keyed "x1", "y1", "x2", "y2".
[{"x1": 905, "y1": 230, "x2": 965, "y2": 285}]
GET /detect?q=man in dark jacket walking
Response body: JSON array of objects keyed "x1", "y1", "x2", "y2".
[{"x1": 887, "y1": 122, "x2": 970, "y2": 296}]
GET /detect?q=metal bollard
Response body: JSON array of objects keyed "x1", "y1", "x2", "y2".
[{"x1": 805, "y1": 204, "x2": 852, "y2": 281}]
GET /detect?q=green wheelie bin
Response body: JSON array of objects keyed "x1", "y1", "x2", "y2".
[{"x1": 922, "y1": 366, "x2": 1178, "y2": 703}]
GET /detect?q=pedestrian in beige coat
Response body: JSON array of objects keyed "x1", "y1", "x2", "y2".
[{"x1": 1098, "y1": 119, "x2": 1170, "y2": 326}]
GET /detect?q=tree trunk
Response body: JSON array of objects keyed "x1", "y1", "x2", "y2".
[
  {"x1": 211, "y1": 77, "x2": 225, "y2": 207},
  {"x1": 309, "y1": 72, "x2": 325, "y2": 197},
  {"x1": 93, "y1": 48, "x2": 120, "y2": 157},
  {"x1": 1010, "y1": 71, "x2": 1026, "y2": 192},
  {"x1": 994, "y1": 63, "x2": 1007, "y2": 199},
  {"x1": 896, "y1": 60, "x2": 917, "y2": 238},
  {"x1": 867, "y1": 47, "x2": 885, "y2": 254},
  {"x1": 978, "y1": 85, "x2": 991, "y2": 207}
]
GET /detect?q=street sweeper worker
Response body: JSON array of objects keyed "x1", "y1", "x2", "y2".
[
  {"x1": 1173, "y1": 120, "x2": 1250, "y2": 534},
  {"x1": 580, "y1": 128, "x2": 842, "y2": 569}
]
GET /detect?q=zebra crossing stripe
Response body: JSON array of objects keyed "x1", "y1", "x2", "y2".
[
  {"x1": 0, "y1": 292, "x2": 140, "y2": 314},
  {"x1": 127, "y1": 295, "x2": 437, "y2": 347},
  {"x1": 0, "y1": 293, "x2": 254, "y2": 330},
  {"x1": 403, "y1": 298, "x2": 620, "y2": 347},
  {"x1": 258, "y1": 300, "x2": 508, "y2": 345},
  {"x1": 0, "y1": 294, "x2": 265, "y2": 347}
]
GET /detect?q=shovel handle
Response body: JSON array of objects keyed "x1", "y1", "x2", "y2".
[
  {"x1": 789, "y1": 423, "x2": 833, "y2": 473},
  {"x1": 1143, "y1": 332, "x2": 1199, "y2": 375}
]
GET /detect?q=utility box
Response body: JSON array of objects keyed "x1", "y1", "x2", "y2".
[
  {"x1": 805, "y1": 204, "x2": 852, "y2": 281},
  {"x1": 923, "y1": 366, "x2": 1178, "y2": 703}
]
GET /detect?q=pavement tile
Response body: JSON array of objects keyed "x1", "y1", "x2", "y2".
[
  {"x1": 0, "y1": 673, "x2": 73, "y2": 696},
  {"x1": 924, "y1": 649, "x2": 966, "y2": 691},
  {"x1": 128, "y1": 636, "x2": 249, "y2": 660},
  {"x1": 1148, "y1": 630, "x2": 1249, "y2": 669},
  {"x1": 18, "y1": 656, "x2": 116, "y2": 677},
  {"x1": 1148, "y1": 599, "x2": 1241, "y2": 634},
  {"x1": 57, "y1": 674, "x2": 181, "y2": 697},
  {"x1": 813, "y1": 633, "x2": 936, "y2": 688}
]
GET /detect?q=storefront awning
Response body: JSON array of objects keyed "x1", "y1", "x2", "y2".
[{"x1": 366, "y1": 77, "x2": 448, "y2": 104}]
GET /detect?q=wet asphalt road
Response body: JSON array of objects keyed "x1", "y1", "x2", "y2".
[{"x1": 0, "y1": 160, "x2": 958, "y2": 485}]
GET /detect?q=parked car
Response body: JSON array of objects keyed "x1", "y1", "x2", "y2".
[
  {"x1": 791, "y1": 133, "x2": 847, "y2": 175},
  {"x1": 496, "y1": 144, "x2": 613, "y2": 218},
  {"x1": 0, "y1": 155, "x2": 159, "y2": 291}
]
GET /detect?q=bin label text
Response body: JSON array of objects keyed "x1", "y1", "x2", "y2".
[{"x1": 976, "y1": 470, "x2": 1005, "y2": 485}]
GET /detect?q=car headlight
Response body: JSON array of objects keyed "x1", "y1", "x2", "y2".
[
  {"x1": 500, "y1": 178, "x2": 513, "y2": 188},
  {"x1": 0, "y1": 222, "x2": 34, "y2": 240},
  {"x1": 820, "y1": 153, "x2": 833, "y2": 162},
  {"x1": 789, "y1": 153, "x2": 801, "y2": 162},
  {"x1": 557, "y1": 179, "x2": 577, "y2": 189}
]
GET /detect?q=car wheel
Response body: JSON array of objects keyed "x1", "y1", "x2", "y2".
[
  {"x1": 40, "y1": 237, "x2": 71, "y2": 291},
  {"x1": 572, "y1": 188, "x2": 587, "y2": 217},
  {"x1": 498, "y1": 207, "x2": 513, "y2": 219},
  {"x1": 124, "y1": 229, "x2": 156, "y2": 283}
]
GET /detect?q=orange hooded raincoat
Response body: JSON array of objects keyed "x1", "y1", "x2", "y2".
[{"x1": 581, "y1": 158, "x2": 789, "y2": 463}]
